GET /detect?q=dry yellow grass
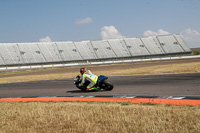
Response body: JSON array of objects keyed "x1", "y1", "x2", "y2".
[
  {"x1": 193, "y1": 49, "x2": 200, "y2": 55},
  {"x1": 0, "y1": 72, "x2": 78, "y2": 84},
  {"x1": 110, "y1": 62, "x2": 200, "y2": 75},
  {"x1": 0, "y1": 102, "x2": 200, "y2": 133},
  {"x1": 0, "y1": 61, "x2": 200, "y2": 84},
  {"x1": 0, "y1": 61, "x2": 200, "y2": 133}
]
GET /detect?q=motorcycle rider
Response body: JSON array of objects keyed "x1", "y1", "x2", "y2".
[{"x1": 79, "y1": 68, "x2": 98, "y2": 91}]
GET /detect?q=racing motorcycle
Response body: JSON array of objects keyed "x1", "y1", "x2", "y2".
[{"x1": 74, "y1": 75, "x2": 114, "y2": 91}]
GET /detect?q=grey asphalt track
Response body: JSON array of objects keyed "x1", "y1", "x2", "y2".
[{"x1": 0, "y1": 73, "x2": 200, "y2": 98}]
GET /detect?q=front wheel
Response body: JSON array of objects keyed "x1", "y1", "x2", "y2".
[
  {"x1": 76, "y1": 84, "x2": 86, "y2": 91},
  {"x1": 101, "y1": 80, "x2": 113, "y2": 91}
]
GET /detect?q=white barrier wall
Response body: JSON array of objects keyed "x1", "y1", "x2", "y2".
[
  {"x1": 0, "y1": 34, "x2": 191, "y2": 66},
  {"x1": 1, "y1": 55, "x2": 199, "y2": 71}
]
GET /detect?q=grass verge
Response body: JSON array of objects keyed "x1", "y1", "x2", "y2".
[
  {"x1": 0, "y1": 61, "x2": 200, "y2": 84},
  {"x1": 0, "y1": 102, "x2": 199, "y2": 133},
  {"x1": 193, "y1": 50, "x2": 200, "y2": 55}
]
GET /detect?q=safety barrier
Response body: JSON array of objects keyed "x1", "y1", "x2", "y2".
[{"x1": 0, "y1": 55, "x2": 199, "y2": 71}]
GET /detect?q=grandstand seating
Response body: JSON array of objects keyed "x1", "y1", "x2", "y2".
[
  {"x1": 0, "y1": 43, "x2": 13, "y2": 65},
  {"x1": 56, "y1": 41, "x2": 83, "y2": 61},
  {"x1": 18, "y1": 43, "x2": 40, "y2": 64},
  {"x1": 0, "y1": 34, "x2": 191, "y2": 66},
  {"x1": 141, "y1": 37, "x2": 165, "y2": 55},
  {"x1": 124, "y1": 38, "x2": 150, "y2": 56},
  {"x1": 157, "y1": 35, "x2": 184, "y2": 53},
  {"x1": 73, "y1": 41, "x2": 97, "y2": 60},
  {"x1": 107, "y1": 39, "x2": 131, "y2": 57},
  {"x1": 28, "y1": 43, "x2": 47, "y2": 63},
  {"x1": 6, "y1": 43, "x2": 24, "y2": 64},
  {"x1": 173, "y1": 34, "x2": 191, "y2": 52},
  {"x1": 91, "y1": 40, "x2": 117, "y2": 59},
  {"x1": 37, "y1": 42, "x2": 59, "y2": 62}
]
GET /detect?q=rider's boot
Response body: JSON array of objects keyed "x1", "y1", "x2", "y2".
[{"x1": 86, "y1": 87, "x2": 98, "y2": 91}]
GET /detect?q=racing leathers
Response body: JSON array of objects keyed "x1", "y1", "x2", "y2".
[{"x1": 80, "y1": 70, "x2": 98, "y2": 91}]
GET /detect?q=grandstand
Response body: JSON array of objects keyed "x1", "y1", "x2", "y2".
[{"x1": 0, "y1": 34, "x2": 191, "y2": 66}]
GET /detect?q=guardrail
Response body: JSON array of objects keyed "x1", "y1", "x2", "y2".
[{"x1": 0, "y1": 55, "x2": 200, "y2": 71}]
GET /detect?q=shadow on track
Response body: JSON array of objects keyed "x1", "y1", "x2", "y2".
[
  {"x1": 66, "y1": 90, "x2": 87, "y2": 93},
  {"x1": 66, "y1": 90, "x2": 107, "y2": 93}
]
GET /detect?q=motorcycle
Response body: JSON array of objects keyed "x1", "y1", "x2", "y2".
[{"x1": 74, "y1": 75, "x2": 114, "y2": 91}]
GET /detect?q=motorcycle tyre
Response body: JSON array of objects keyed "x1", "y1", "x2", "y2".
[
  {"x1": 102, "y1": 80, "x2": 113, "y2": 91},
  {"x1": 76, "y1": 85, "x2": 86, "y2": 91}
]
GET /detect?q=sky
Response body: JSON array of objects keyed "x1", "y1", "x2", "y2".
[{"x1": 0, "y1": 0, "x2": 200, "y2": 48}]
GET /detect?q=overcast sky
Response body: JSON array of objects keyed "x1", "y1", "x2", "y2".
[{"x1": 0, "y1": 0, "x2": 200, "y2": 48}]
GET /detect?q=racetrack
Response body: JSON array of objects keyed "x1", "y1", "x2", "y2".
[{"x1": 1, "y1": 73, "x2": 200, "y2": 99}]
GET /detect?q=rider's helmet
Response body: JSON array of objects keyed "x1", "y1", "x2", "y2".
[{"x1": 80, "y1": 68, "x2": 87, "y2": 75}]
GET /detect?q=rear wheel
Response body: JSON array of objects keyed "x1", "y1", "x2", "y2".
[{"x1": 102, "y1": 80, "x2": 113, "y2": 91}]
